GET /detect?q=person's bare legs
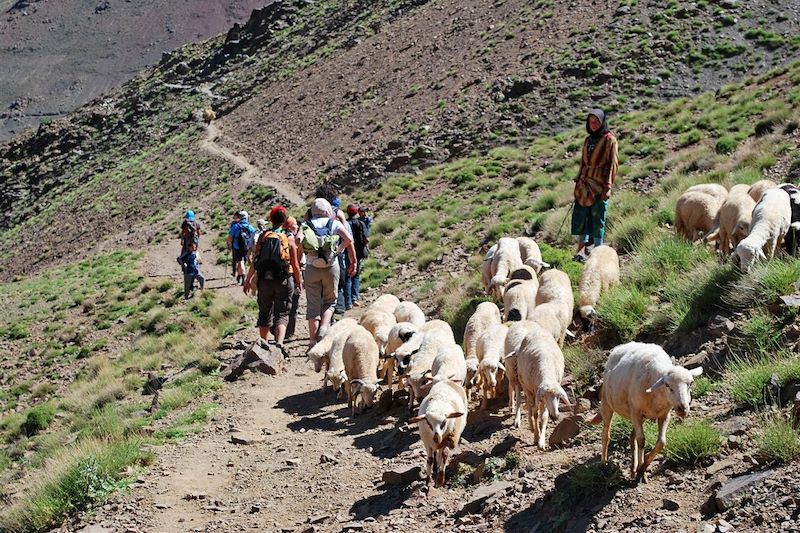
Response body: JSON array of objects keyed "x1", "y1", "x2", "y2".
[
  {"x1": 308, "y1": 318, "x2": 319, "y2": 345},
  {"x1": 258, "y1": 326, "x2": 270, "y2": 342},
  {"x1": 275, "y1": 324, "x2": 287, "y2": 345},
  {"x1": 319, "y1": 308, "x2": 334, "y2": 338}
]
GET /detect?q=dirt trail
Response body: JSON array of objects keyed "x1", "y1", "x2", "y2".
[{"x1": 200, "y1": 121, "x2": 305, "y2": 206}]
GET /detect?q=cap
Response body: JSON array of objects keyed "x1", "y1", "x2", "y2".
[
  {"x1": 256, "y1": 219, "x2": 268, "y2": 230},
  {"x1": 239, "y1": 210, "x2": 249, "y2": 220},
  {"x1": 331, "y1": 197, "x2": 341, "y2": 209},
  {"x1": 185, "y1": 210, "x2": 195, "y2": 220},
  {"x1": 346, "y1": 204, "x2": 358, "y2": 216}
]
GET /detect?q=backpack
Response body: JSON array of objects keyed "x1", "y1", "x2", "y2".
[
  {"x1": 301, "y1": 219, "x2": 340, "y2": 268},
  {"x1": 349, "y1": 218, "x2": 369, "y2": 259},
  {"x1": 255, "y1": 231, "x2": 290, "y2": 281},
  {"x1": 181, "y1": 219, "x2": 199, "y2": 246},
  {"x1": 237, "y1": 222, "x2": 253, "y2": 251}
]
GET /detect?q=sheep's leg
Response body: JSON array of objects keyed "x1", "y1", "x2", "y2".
[
  {"x1": 322, "y1": 362, "x2": 330, "y2": 392},
  {"x1": 481, "y1": 380, "x2": 489, "y2": 411},
  {"x1": 385, "y1": 359, "x2": 395, "y2": 393},
  {"x1": 507, "y1": 379, "x2": 515, "y2": 411},
  {"x1": 435, "y1": 449, "x2": 446, "y2": 487},
  {"x1": 513, "y1": 385, "x2": 523, "y2": 429},
  {"x1": 776, "y1": 235, "x2": 784, "y2": 258},
  {"x1": 600, "y1": 415, "x2": 611, "y2": 464},
  {"x1": 345, "y1": 381, "x2": 353, "y2": 410},
  {"x1": 425, "y1": 455, "x2": 434, "y2": 489},
  {"x1": 526, "y1": 395, "x2": 536, "y2": 438},
  {"x1": 536, "y1": 401, "x2": 548, "y2": 450},
  {"x1": 640, "y1": 414, "x2": 669, "y2": 482},
  {"x1": 408, "y1": 387, "x2": 416, "y2": 413},
  {"x1": 632, "y1": 416, "x2": 646, "y2": 481}
]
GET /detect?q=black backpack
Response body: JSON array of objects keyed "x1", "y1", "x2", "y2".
[{"x1": 255, "y1": 231, "x2": 290, "y2": 281}]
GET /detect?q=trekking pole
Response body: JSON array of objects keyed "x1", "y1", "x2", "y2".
[{"x1": 556, "y1": 201, "x2": 575, "y2": 239}]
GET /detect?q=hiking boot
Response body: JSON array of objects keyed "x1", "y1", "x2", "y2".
[
  {"x1": 345, "y1": 305, "x2": 353, "y2": 311},
  {"x1": 572, "y1": 254, "x2": 587, "y2": 264},
  {"x1": 352, "y1": 301, "x2": 362, "y2": 308},
  {"x1": 276, "y1": 343, "x2": 289, "y2": 359}
]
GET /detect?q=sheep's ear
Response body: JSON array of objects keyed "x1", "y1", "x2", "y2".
[
  {"x1": 408, "y1": 415, "x2": 425, "y2": 423},
  {"x1": 498, "y1": 362, "x2": 506, "y2": 373},
  {"x1": 646, "y1": 377, "x2": 666, "y2": 393},
  {"x1": 505, "y1": 351, "x2": 516, "y2": 360},
  {"x1": 447, "y1": 412, "x2": 465, "y2": 419},
  {"x1": 689, "y1": 367, "x2": 704, "y2": 377},
  {"x1": 557, "y1": 386, "x2": 571, "y2": 406},
  {"x1": 729, "y1": 252, "x2": 740, "y2": 265},
  {"x1": 539, "y1": 261, "x2": 551, "y2": 269},
  {"x1": 351, "y1": 378, "x2": 365, "y2": 386}
]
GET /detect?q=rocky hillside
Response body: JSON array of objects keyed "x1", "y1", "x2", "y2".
[
  {"x1": 0, "y1": 0, "x2": 267, "y2": 141},
  {"x1": 2, "y1": 0, "x2": 799, "y2": 279}
]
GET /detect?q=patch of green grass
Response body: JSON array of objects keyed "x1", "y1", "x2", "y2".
[
  {"x1": 0, "y1": 439, "x2": 151, "y2": 532},
  {"x1": 728, "y1": 355, "x2": 800, "y2": 408},
  {"x1": 563, "y1": 345, "x2": 605, "y2": 394},
  {"x1": 662, "y1": 419, "x2": 721, "y2": 465},
  {"x1": 22, "y1": 404, "x2": 57, "y2": 437},
  {"x1": 740, "y1": 311, "x2": 782, "y2": 355},
  {"x1": 745, "y1": 28, "x2": 785, "y2": 49},
  {"x1": 726, "y1": 258, "x2": 800, "y2": 309},
  {"x1": 568, "y1": 462, "x2": 625, "y2": 494},
  {"x1": 692, "y1": 376, "x2": 715, "y2": 399},
  {"x1": 757, "y1": 416, "x2": 800, "y2": 463},
  {"x1": 715, "y1": 135, "x2": 738, "y2": 154},
  {"x1": 596, "y1": 285, "x2": 649, "y2": 341},
  {"x1": 608, "y1": 214, "x2": 657, "y2": 254}
]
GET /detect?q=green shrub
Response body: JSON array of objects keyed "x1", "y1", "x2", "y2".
[
  {"x1": 23, "y1": 404, "x2": 57, "y2": 436},
  {"x1": 692, "y1": 376, "x2": 714, "y2": 399},
  {"x1": 568, "y1": 462, "x2": 625, "y2": 493},
  {"x1": 728, "y1": 355, "x2": 800, "y2": 407},
  {"x1": 745, "y1": 28, "x2": 786, "y2": 49},
  {"x1": 740, "y1": 311, "x2": 782, "y2": 354},
  {"x1": 715, "y1": 135, "x2": 738, "y2": 154},
  {"x1": 758, "y1": 417, "x2": 800, "y2": 463},
  {"x1": 726, "y1": 258, "x2": 800, "y2": 309},
  {"x1": 532, "y1": 191, "x2": 558, "y2": 212},
  {"x1": 609, "y1": 214, "x2": 657, "y2": 254},
  {"x1": 663, "y1": 419, "x2": 721, "y2": 465}
]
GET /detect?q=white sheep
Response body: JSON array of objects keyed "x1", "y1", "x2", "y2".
[
  {"x1": 462, "y1": 301, "x2": 502, "y2": 360},
  {"x1": 685, "y1": 183, "x2": 728, "y2": 205},
  {"x1": 396, "y1": 322, "x2": 456, "y2": 411},
  {"x1": 503, "y1": 277, "x2": 538, "y2": 322},
  {"x1": 482, "y1": 244, "x2": 498, "y2": 294},
  {"x1": 514, "y1": 328, "x2": 569, "y2": 449},
  {"x1": 359, "y1": 308, "x2": 397, "y2": 355},
  {"x1": 733, "y1": 187, "x2": 793, "y2": 272},
  {"x1": 589, "y1": 342, "x2": 703, "y2": 481},
  {"x1": 431, "y1": 344, "x2": 467, "y2": 386},
  {"x1": 368, "y1": 293, "x2": 401, "y2": 315},
  {"x1": 713, "y1": 184, "x2": 756, "y2": 256},
  {"x1": 476, "y1": 323, "x2": 509, "y2": 410},
  {"x1": 306, "y1": 318, "x2": 358, "y2": 391},
  {"x1": 488, "y1": 237, "x2": 524, "y2": 299},
  {"x1": 747, "y1": 179, "x2": 777, "y2": 203},
  {"x1": 577, "y1": 246, "x2": 619, "y2": 323},
  {"x1": 504, "y1": 320, "x2": 547, "y2": 427},
  {"x1": 674, "y1": 190, "x2": 724, "y2": 241},
  {"x1": 517, "y1": 236, "x2": 550, "y2": 272},
  {"x1": 342, "y1": 325, "x2": 382, "y2": 417},
  {"x1": 534, "y1": 269, "x2": 574, "y2": 345},
  {"x1": 381, "y1": 321, "x2": 419, "y2": 390},
  {"x1": 408, "y1": 377, "x2": 468, "y2": 488},
  {"x1": 394, "y1": 301, "x2": 426, "y2": 327}
]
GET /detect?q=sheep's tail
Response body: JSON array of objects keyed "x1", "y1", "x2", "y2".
[{"x1": 585, "y1": 411, "x2": 603, "y2": 425}]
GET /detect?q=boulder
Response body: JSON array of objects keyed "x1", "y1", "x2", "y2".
[
  {"x1": 708, "y1": 315, "x2": 735, "y2": 338},
  {"x1": 220, "y1": 342, "x2": 283, "y2": 382},
  {"x1": 662, "y1": 498, "x2": 681, "y2": 511},
  {"x1": 458, "y1": 481, "x2": 513, "y2": 516},
  {"x1": 573, "y1": 398, "x2": 592, "y2": 415},
  {"x1": 549, "y1": 416, "x2": 582, "y2": 446},
  {"x1": 490, "y1": 435, "x2": 521, "y2": 457},
  {"x1": 714, "y1": 470, "x2": 774, "y2": 511},
  {"x1": 382, "y1": 465, "x2": 423, "y2": 486}
]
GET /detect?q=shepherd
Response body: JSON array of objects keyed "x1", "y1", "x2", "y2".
[{"x1": 571, "y1": 108, "x2": 619, "y2": 263}]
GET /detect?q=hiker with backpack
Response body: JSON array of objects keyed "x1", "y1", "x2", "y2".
[
  {"x1": 358, "y1": 206, "x2": 372, "y2": 234},
  {"x1": 302, "y1": 198, "x2": 357, "y2": 346},
  {"x1": 243, "y1": 206, "x2": 303, "y2": 357},
  {"x1": 228, "y1": 210, "x2": 256, "y2": 286},
  {"x1": 331, "y1": 197, "x2": 349, "y2": 315},
  {"x1": 283, "y1": 215, "x2": 304, "y2": 340},
  {"x1": 180, "y1": 210, "x2": 202, "y2": 254},
  {"x1": 177, "y1": 242, "x2": 205, "y2": 300},
  {"x1": 344, "y1": 204, "x2": 368, "y2": 309}
]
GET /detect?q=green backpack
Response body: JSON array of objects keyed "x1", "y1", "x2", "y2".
[{"x1": 301, "y1": 219, "x2": 340, "y2": 268}]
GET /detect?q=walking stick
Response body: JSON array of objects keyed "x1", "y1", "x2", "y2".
[{"x1": 557, "y1": 201, "x2": 575, "y2": 239}]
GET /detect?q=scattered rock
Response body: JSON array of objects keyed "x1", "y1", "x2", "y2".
[
  {"x1": 708, "y1": 315, "x2": 734, "y2": 338},
  {"x1": 77, "y1": 526, "x2": 115, "y2": 533},
  {"x1": 378, "y1": 389, "x2": 393, "y2": 412},
  {"x1": 573, "y1": 398, "x2": 591, "y2": 415},
  {"x1": 721, "y1": 416, "x2": 749, "y2": 436},
  {"x1": 220, "y1": 342, "x2": 283, "y2": 382},
  {"x1": 662, "y1": 498, "x2": 681, "y2": 511},
  {"x1": 320, "y1": 453, "x2": 338, "y2": 465},
  {"x1": 382, "y1": 465, "x2": 423, "y2": 486},
  {"x1": 286, "y1": 458, "x2": 302, "y2": 467},
  {"x1": 183, "y1": 492, "x2": 208, "y2": 501},
  {"x1": 458, "y1": 481, "x2": 513, "y2": 516},
  {"x1": 682, "y1": 350, "x2": 709, "y2": 369},
  {"x1": 449, "y1": 450, "x2": 483, "y2": 471},
  {"x1": 230, "y1": 432, "x2": 265, "y2": 445},
  {"x1": 706, "y1": 457, "x2": 738, "y2": 475},
  {"x1": 714, "y1": 470, "x2": 774, "y2": 511},
  {"x1": 549, "y1": 416, "x2": 582, "y2": 446}
]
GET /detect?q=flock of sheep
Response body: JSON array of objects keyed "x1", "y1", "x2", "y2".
[
  {"x1": 304, "y1": 235, "x2": 704, "y2": 488},
  {"x1": 675, "y1": 179, "x2": 800, "y2": 271}
]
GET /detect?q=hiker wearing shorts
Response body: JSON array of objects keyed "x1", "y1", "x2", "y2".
[
  {"x1": 283, "y1": 215, "x2": 304, "y2": 339},
  {"x1": 177, "y1": 242, "x2": 205, "y2": 299},
  {"x1": 244, "y1": 206, "x2": 302, "y2": 358},
  {"x1": 571, "y1": 108, "x2": 618, "y2": 262},
  {"x1": 302, "y1": 198, "x2": 357, "y2": 345},
  {"x1": 228, "y1": 210, "x2": 256, "y2": 285}
]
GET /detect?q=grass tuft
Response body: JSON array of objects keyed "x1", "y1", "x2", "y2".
[{"x1": 757, "y1": 416, "x2": 800, "y2": 463}]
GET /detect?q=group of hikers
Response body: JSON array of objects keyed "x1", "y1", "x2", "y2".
[
  {"x1": 176, "y1": 108, "x2": 617, "y2": 352},
  {"x1": 177, "y1": 194, "x2": 372, "y2": 357}
]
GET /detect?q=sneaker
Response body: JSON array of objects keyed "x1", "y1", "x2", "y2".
[
  {"x1": 572, "y1": 254, "x2": 586, "y2": 264},
  {"x1": 345, "y1": 305, "x2": 353, "y2": 311},
  {"x1": 352, "y1": 300, "x2": 362, "y2": 308}
]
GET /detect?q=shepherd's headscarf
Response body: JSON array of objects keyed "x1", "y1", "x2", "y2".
[{"x1": 311, "y1": 198, "x2": 334, "y2": 220}]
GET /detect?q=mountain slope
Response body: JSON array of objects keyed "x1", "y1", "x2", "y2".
[{"x1": 0, "y1": 0, "x2": 266, "y2": 141}]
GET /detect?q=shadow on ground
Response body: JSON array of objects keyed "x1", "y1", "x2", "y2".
[{"x1": 504, "y1": 458, "x2": 625, "y2": 532}]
